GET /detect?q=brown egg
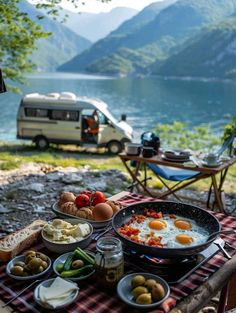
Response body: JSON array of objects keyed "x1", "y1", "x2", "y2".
[{"x1": 93, "y1": 203, "x2": 113, "y2": 221}]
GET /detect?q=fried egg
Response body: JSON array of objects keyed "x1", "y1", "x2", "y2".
[
  {"x1": 128, "y1": 214, "x2": 209, "y2": 248},
  {"x1": 174, "y1": 219, "x2": 192, "y2": 230}
]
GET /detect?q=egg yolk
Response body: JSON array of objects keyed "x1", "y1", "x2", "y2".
[
  {"x1": 149, "y1": 220, "x2": 167, "y2": 230},
  {"x1": 174, "y1": 219, "x2": 192, "y2": 230},
  {"x1": 176, "y1": 234, "x2": 193, "y2": 245}
]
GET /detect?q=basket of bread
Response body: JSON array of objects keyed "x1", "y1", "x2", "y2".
[{"x1": 52, "y1": 190, "x2": 122, "y2": 228}]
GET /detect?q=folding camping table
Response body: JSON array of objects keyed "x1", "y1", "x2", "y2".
[{"x1": 119, "y1": 153, "x2": 236, "y2": 213}]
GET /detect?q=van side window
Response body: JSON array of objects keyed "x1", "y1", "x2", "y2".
[
  {"x1": 51, "y1": 110, "x2": 79, "y2": 121},
  {"x1": 25, "y1": 108, "x2": 48, "y2": 118}
]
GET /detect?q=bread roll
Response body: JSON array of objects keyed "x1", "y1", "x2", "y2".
[
  {"x1": 58, "y1": 192, "x2": 76, "y2": 207},
  {"x1": 60, "y1": 202, "x2": 78, "y2": 215},
  {"x1": 0, "y1": 220, "x2": 47, "y2": 262},
  {"x1": 106, "y1": 200, "x2": 121, "y2": 214},
  {"x1": 76, "y1": 207, "x2": 93, "y2": 220}
]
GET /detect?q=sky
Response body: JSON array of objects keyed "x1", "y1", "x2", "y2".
[{"x1": 59, "y1": 0, "x2": 161, "y2": 13}]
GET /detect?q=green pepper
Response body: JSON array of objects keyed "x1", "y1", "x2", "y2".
[
  {"x1": 63, "y1": 253, "x2": 74, "y2": 271},
  {"x1": 60, "y1": 264, "x2": 94, "y2": 278},
  {"x1": 74, "y1": 248, "x2": 95, "y2": 265}
]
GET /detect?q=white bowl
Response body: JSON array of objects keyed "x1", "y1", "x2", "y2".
[
  {"x1": 53, "y1": 251, "x2": 95, "y2": 281},
  {"x1": 6, "y1": 254, "x2": 51, "y2": 281},
  {"x1": 42, "y1": 218, "x2": 93, "y2": 254},
  {"x1": 117, "y1": 272, "x2": 170, "y2": 309},
  {"x1": 34, "y1": 278, "x2": 79, "y2": 309}
]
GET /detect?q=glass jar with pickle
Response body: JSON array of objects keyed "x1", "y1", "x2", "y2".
[{"x1": 95, "y1": 237, "x2": 124, "y2": 289}]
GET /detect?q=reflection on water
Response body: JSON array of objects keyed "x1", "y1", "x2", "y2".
[{"x1": 0, "y1": 73, "x2": 235, "y2": 142}]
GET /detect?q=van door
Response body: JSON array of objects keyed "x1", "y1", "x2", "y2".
[
  {"x1": 97, "y1": 111, "x2": 119, "y2": 144},
  {"x1": 49, "y1": 109, "x2": 81, "y2": 142}
]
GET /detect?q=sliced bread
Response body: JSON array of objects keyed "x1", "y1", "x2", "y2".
[{"x1": 0, "y1": 219, "x2": 47, "y2": 262}]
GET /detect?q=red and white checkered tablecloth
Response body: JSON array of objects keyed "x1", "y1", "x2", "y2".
[{"x1": 0, "y1": 192, "x2": 236, "y2": 313}]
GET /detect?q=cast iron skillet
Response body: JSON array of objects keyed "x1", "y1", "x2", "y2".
[{"x1": 112, "y1": 201, "x2": 221, "y2": 258}]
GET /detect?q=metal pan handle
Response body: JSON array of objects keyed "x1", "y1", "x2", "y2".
[{"x1": 208, "y1": 229, "x2": 236, "y2": 241}]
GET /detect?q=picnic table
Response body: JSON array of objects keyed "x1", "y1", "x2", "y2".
[
  {"x1": 0, "y1": 191, "x2": 236, "y2": 313},
  {"x1": 119, "y1": 153, "x2": 236, "y2": 213}
]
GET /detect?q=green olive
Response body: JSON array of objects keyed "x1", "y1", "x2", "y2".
[
  {"x1": 151, "y1": 283, "x2": 165, "y2": 301},
  {"x1": 10, "y1": 265, "x2": 24, "y2": 276},
  {"x1": 14, "y1": 261, "x2": 26, "y2": 267},
  {"x1": 41, "y1": 261, "x2": 48, "y2": 269},
  {"x1": 132, "y1": 286, "x2": 149, "y2": 299},
  {"x1": 36, "y1": 252, "x2": 48, "y2": 262},
  {"x1": 71, "y1": 260, "x2": 84, "y2": 269},
  {"x1": 25, "y1": 254, "x2": 36, "y2": 264},
  {"x1": 131, "y1": 275, "x2": 146, "y2": 288},
  {"x1": 28, "y1": 257, "x2": 42, "y2": 270},
  {"x1": 25, "y1": 250, "x2": 36, "y2": 258},
  {"x1": 136, "y1": 293, "x2": 152, "y2": 305},
  {"x1": 144, "y1": 279, "x2": 157, "y2": 290},
  {"x1": 35, "y1": 266, "x2": 44, "y2": 273}
]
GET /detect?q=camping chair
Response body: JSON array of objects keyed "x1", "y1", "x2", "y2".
[{"x1": 146, "y1": 163, "x2": 201, "y2": 202}]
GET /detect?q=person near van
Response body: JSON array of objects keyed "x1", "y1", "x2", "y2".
[{"x1": 84, "y1": 110, "x2": 99, "y2": 135}]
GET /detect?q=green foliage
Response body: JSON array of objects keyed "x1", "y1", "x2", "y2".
[
  {"x1": 154, "y1": 121, "x2": 221, "y2": 151},
  {"x1": 0, "y1": 160, "x2": 21, "y2": 170},
  {"x1": 0, "y1": 0, "x2": 104, "y2": 91},
  {"x1": 87, "y1": 47, "x2": 157, "y2": 74},
  {"x1": 0, "y1": 0, "x2": 50, "y2": 92},
  {"x1": 154, "y1": 17, "x2": 236, "y2": 78},
  {"x1": 35, "y1": 0, "x2": 111, "y2": 23},
  {"x1": 222, "y1": 116, "x2": 236, "y2": 141}
]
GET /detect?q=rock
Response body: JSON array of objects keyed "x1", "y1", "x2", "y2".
[
  {"x1": 46, "y1": 171, "x2": 64, "y2": 181},
  {"x1": 89, "y1": 181, "x2": 107, "y2": 191},
  {"x1": 20, "y1": 183, "x2": 45, "y2": 193},
  {"x1": 62, "y1": 173, "x2": 83, "y2": 184},
  {"x1": 61, "y1": 186, "x2": 82, "y2": 195},
  {"x1": 0, "y1": 204, "x2": 13, "y2": 213}
]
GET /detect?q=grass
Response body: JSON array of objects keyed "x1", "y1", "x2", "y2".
[
  {"x1": 0, "y1": 142, "x2": 235, "y2": 194},
  {"x1": 0, "y1": 143, "x2": 124, "y2": 170}
]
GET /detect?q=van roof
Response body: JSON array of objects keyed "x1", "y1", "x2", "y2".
[{"x1": 21, "y1": 92, "x2": 108, "y2": 110}]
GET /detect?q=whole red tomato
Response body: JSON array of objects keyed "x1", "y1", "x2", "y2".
[
  {"x1": 75, "y1": 194, "x2": 90, "y2": 208},
  {"x1": 91, "y1": 191, "x2": 106, "y2": 206}
]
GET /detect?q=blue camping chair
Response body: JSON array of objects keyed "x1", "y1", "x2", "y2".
[{"x1": 145, "y1": 163, "x2": 201, "y2": 201}]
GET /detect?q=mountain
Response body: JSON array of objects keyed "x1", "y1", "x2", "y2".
[
  {"x1": 153, "y1": 16, "x2": 236, "y2": 79},
  {"x1": 112, "y1": 0, "x2": 177, "y2": 35},
  {"x1": 58, "y1": 0, "x2": 236, "y2": 75},
  {"x1": 62, "y1": 7, "x2": 138, "y2": 42},
  {"x1": 19, "y1": 1, "x2": 91, "y2": 71},
  {"x1": 58, "y1": 0, "x2": 176, "y2": 73}
]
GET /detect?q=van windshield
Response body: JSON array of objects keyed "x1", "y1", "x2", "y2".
[{"x1": 101, "y1": 108, "x2": 118, "y2": 125}]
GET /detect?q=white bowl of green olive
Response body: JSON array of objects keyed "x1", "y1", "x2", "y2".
[
  {"x1": 117, "y1": 272, "x2": 170, "y2": 309},
  {"x1": 6, "y1": 250, "x2": 51, "y2": 280}
]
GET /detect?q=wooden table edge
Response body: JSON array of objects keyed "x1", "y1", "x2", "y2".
[{"x1": 169, "y1": 255, "x2": 236, "y2": 313}]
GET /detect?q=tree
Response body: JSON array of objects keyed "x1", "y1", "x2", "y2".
[{"x1": 0, "y1": 0, "x2": 111, "y2": 92}]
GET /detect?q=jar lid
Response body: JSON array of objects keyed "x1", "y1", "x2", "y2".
[{"x1": 96, "y1": 237, "x2": 122, "y2": 253}]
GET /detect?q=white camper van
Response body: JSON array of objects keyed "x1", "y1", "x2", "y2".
[{"x1": 17, "y1": 92, "x2": 133, "y2": 153}]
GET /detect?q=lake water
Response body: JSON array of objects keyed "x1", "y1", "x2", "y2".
[{"x1": 0, "y1": 72, "x2": 236, "y2": 142}]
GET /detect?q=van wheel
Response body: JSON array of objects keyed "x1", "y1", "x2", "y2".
[
  {"x1": 107, "y1": 141, "x2": 122, "y2": 154},
  {"x1": 35, "y1": 136, "x2": 49, "y2": 150}
]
